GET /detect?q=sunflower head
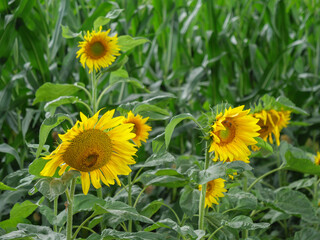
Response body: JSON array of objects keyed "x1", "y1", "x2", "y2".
[
  {"x1": 123, "y1": 111, "x2": 152, "y2": 147},
  {"x1": 209, "y1": 106, "x2": 260, "y2": 163},
  {"x1": 76, "y1": 26, "x2": 120, "y2": 73},
  {"x1": 199, "y1": 178, "x2": 227, "y2": 208},
  {"x1": 253, "y1": 109, "x2": 291, "y2": 146},
  {"x1": 315, "y1": 152, "x2": 320, "y2": 165},
  {"x1": 40, "y1": 109, "x2": 137, "y2": 195}
]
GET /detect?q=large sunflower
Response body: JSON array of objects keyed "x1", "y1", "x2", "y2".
[
  {"x1": 253, "y1": 109, "x2": 291, "y2": 146},
  {"x1": 315, "y1": 152, "x2": 320, "y2": 165},
  {"x1": 199, "y1": 178, "x2": 227, "y2": 207},
  {"x1": 40, "y1": 109, "x2": 137, "y2": 195},
  {"x1": 76, "y1": 26, "x2": 120, "y2": 73},
  {"x1": 209, "y1": 106, "x2": 260, "y2": 162},
  {"x1": 123, "y1": 111, "x2": 152, "y2": 147}
]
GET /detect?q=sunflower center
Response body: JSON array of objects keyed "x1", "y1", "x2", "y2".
[
  {"x1": 90, "y1": 41, "x2": 106, "y2": 58},
  {"x1": 218, "y1": 119, "x2": 236, "y2": 143},
  {"x1": 62, "y1": 129, "x2": 112, "y2": 172}
]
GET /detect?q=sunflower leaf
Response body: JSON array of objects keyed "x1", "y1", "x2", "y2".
[
  {"x1": 118, "y1": 35, "x2": 150, "y2": 52},
  {"x1": 0, "y1": 182, "x2": 17, "y2": 191},
  {"x1": 223, "y1": 215, "x2": 270, "y2": 230},
  {"x1": 61, "y1": 25, "x2": 81, "y2": 39},
  {"x1": 93, "y1": 9, "x2": 124, "y2": 30}
]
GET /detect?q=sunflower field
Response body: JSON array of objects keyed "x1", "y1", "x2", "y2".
[{"x1": 1, "y1": 0, "x2": 320, "y2": 239}]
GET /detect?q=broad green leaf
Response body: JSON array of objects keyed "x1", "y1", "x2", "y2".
[
  {"x1": 101, "y1": 229, "x2": 164, "y2": 240},
  {"x1": 36, "y1": 113, "x2": 73, "y2": 158},
  {"x1": 39, "y1": 205, "x2": 55, "y2": 225},
  {"x1": 34, "y1": 178, "x2": 67, "y2": 201},
  {"x1": 273, "y1": 188, "x2": 318, "y2": 223},
  {"x1": 280, "y1": 142, "x2": 320, "y2": 176},
  {"x1": 93, "y1": 200, "x2": 153, "y2": 224},
  {"x1": 99, "y1": 55, "x2": 128, "y2": 73},
  {"x1": 134, "y1": 150, "x2": 175, "y2": 168},
  {"x1": 140, "y1": 170, "x2": 188, "y2": 188},
  {"x1": 197, "y1": 163, "x2": 226, "y2": 185},
  {"x1": 227, "y1": 189, "x2": 257, "y2": 210},
  {"x1": 0, "y1": 182, "x2": 16, "y2": 191},
  {"x1": 61, "y1": 25, "x2": 81, "y2": 39},
  {"x1": 179, "y1": 185, "x2": 199, "y2": 217},
  {"x1": 0, "y1": 143, "x2": 21, "y2": 168},
  {"x1": 165, "y1": 113, "x2": 199, "y2": 149},
  {"x1": 134, "y1": 103, "x2": 170, "y2": 120},
  {"x1": 16, "y1": 224, "x2": 65, "y2": 239},
  {"x1": 294, "y1": 228, "x2": 320, "y2": 240},
  {"x1": 288, "y1": 177, "x2": 317, "y2": 190},
  {"x1": 0, "y1": 218, "x2": 30, "y2": 232},
  {"x1": 29, "y1": 158, "x2": 51, "y2": 178},
  {"x1": 254, "y1": 137, "x2": 273, "y2": 153},
  {"x1": 88, "y1": 216, "x2": 103, "y2": 229},
  {"x1": 44, "y1": 96, "x2": 81, "y2": 116},
  {"x1": 140, "y1": 200, "x2": 164, "y2": 218},
  {"x1": 93, "y1": 9, "x2": 124, "y2": 30},
  {"x1": 33, "y1": 83, "x2": 81, "y2": 104},
  {"x1": 262, "y1": 209, "x2": 290, "y2": 224},
  {"x1": 226, "y1": 161, "x2": 252, "y2": 172},
  {"x1": 223, "y1": 215, "x2": 270, "y2": 230},
  {"x1": 73, "y1": 194, "x2": 105, "y2": 213},
  {"x1": 118, "y1": 35, "x2": 150, "y2": 52},
  {"x1": 10, "y1": 200, "x2": 38, "y2": 219},
  {"x1": 109, "y1": 68, "x2": 129, "y2": 84}
]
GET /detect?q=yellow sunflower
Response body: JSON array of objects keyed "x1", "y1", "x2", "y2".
[
  {"x1": 199, "y1": 178, "x2": 227, "y2": 207},
  {"x1": 76, "y1": 26, "x2": 120, "y2": 73},
  {"x1": 40, "y1": 109, "x2": 137, "y2": 195},
  {"x1": 123, "y1": 111, "x2": 152, "y2": 147},
  {"x1": 315, "y1": 152, "x2": 320, "y2": 165},
  {"x1": 209, "y1": 106, "x2": 260, "y2": 162},
  {"x1": 253, "y1": 109, "x2": 291, "y2": 146}
]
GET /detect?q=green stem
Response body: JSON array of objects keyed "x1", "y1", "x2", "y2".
[
  {"x1": 77, "y1": 100, "x2": 93, "y2": 116},
  {"x1": 208, "y1": 225, "x2": 224, "y2": 240},
  {"x1": 91, "y1": 70, "x2": 98, "y2": 113},
  {"x1": 53, "y1": 196, "x2": 58, "y2": 232},
  {"x1": 72, "y1": 212, "x2": 96, "y2": 239},
  {"x1": 133, "y1": 185, "x2": 148, "y2": 208},
  {"x1": 198, "y1": 141, "x2": 210, "y2": 231},
  {"x1": 66, "y1": 178, "x2": 76, "y2": 240},
  {"x1": 247, "y1": 164, "x2": 286, "y2": 191},
  {"x1": 74, "y1": 83, "x2": 92, "y2": 100},
  {"x1": 128, "y1": 174, "x2": 132, "y2": 232},
  {"x1": 314, "y1": 177, "x2": 320, "y2": 204}
]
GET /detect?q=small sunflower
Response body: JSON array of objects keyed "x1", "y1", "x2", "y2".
[
  {"x1": 123, "y1": 111, "x2": 152, "y2": 147},
  {"x1": 199, "y1": 178, "x2": 227, "y2": 207},
  {"x1": 253, "y1": 110, "x2": 291, "y2": 146},
  {"x1": 315, "y1": 152, "x2": 320, "y2": 165},
  {"x1": 76, "y1": 26, "x2": 120, "y2": 73},
  {"x1": 209, "y1": 106, "x2": 260, "y2": 162},
  {"x1": 40, "y1": 109, "x2": 137, "y2": 195}
]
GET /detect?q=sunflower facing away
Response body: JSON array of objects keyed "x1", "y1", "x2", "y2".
[
  {"x1": 123, "y1": 111, "x2": 152, "y2": 147},
  {"x1": 253, "y1": 109, "x2": 291, "y2": 146},
  {"x1": 199, "y1": 178, "x2": 227, "y2": 207},
  {"x1": 40, "y1": 109, "x2": 137, "y2": 195},
  {"x1": 315, "y1": 152, "x2": 320, "y2": 165},
  {"x1": 76, "y1": 26, "x2": 120, "y2": 73},
  {"x1": 209, "y1": 106, "x2": 260, "y2": 163}
]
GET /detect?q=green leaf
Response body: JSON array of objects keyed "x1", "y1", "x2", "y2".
[
  {"x1": 101, "y1": 229, "x2": 164, "y2": 240},
  {"x1": 179, "y1": 185, "x2": 200, "y2": 218},
  {"x1": 262, "y1": 209, "x2": 290, "y2": 224},
  {"x1": 74, "y1": 194, "x2": 105, "y2": 213},
  {"x1": 10, "y1": 200, "x2": 38, "y2": 219},
  {"x1": 226, "y1": 161, "x2": 253, "y2": 172},
  {"x1": 223, "y1": 215, "x2": 270, "y2": 230},
  {"x1": 134, "y1": 104, "x2": 170, "y2": 121},
  {"x1": 44, "y1": 96, "x2": 81, "y2": 116},
  {"x1": 140, "y1": 200, "x2": 164, "y2": 218},
  {"x1": 0, "y1": 218, "x2": 30, "y2": 233},
  {"x1": 61, "y1": 25, "x2": 81, "y2": 39},
  {"x1": 134, "y1": 150, "x2": 175, "y2": 168},
  {"x1": 0, "y1": 182, "x2": 17, "y2": 191},
  {"x1": 93, "y1": 9, "x2": 124, "y2": 30},
  {"x1": 29, "y1": 158, "x2": 49, "y2": 178},
  {"x1": 288, "y1": 177, "x2": 317, "y2": 190},
  {"x1": 227, "y1": 189, "x2": 258, "y2": 210},
  {"x1": 254, "y1": 137, "x2": 273, "y2": 153},
  {"x1": 34, "y1": 178, "x2": 68, "y2": 201},
  {"x1": 197, "y1": 163, "x2": 226, "y2": 185},
  {"x1": 140, "y1": 170, "x2": 188, "y2": 188},
  {"x1": 294, "y1": 228, "x2": 320, "y2": 240},
  {"x1": 39, "y1": 205, "x2": 55, "y2": 225},
  {"x1": 36, "y1": 113, "x2": 73, "y2": 158},
  {"x1": 93, "y1": 200, "x2": 153, "y2": 224},
  {"x1": 280, "y1": 142, "x2": 320, "y2": 176},
  {"x1": 99, "y1": 55, "x2": 128, "y2": 73},
  {"x1": 272, "y1": 188, "x2": 318, "y2": 223},
  {"x1": 165, "y1": 113, "x2": 199, "y2": 149},
  {"x1": 33, "y1": 83, "x2": 81, "y2": 104},
  {"x1": 0, "y1": 143, "x2": 21, "y2": 168},
  {"x1": 118, "y1": 35, "x2": 150, "y2": 52}
]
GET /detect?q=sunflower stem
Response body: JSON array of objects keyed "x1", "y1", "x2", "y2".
[
  {"x1": 91, "y1": 70, "x2": 98, "y2": 113},
  {"x1": 72, "y1": 212, "x2": 96, "y2": 240},
  {"x1": 66, "y1": 178, "x2": 76, "y2": 240},
  {"x1": 199, "y1": 141, "x2": 210, "y2": 232},
  {"x1": 53, "y1": 196, "x2": 58, "y2": 232},
  {"x1": 128, "y1": 174, "x2": 133, "y2": 232}
]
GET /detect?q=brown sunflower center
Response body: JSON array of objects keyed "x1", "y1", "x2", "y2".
[
  {"x1": 89, "y1": 41, "x2": 106, "y2": 58},
  {"x1": 62, "y1": 129, "x2": 112, "y2": 172},
  {"x1": 217, "y1": 119, "x2": 236, "y2": 143}
]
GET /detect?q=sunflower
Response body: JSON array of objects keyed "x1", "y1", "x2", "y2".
[
  {"x1": 40, "y1": 109, "x2": 137, "y2": 195},
  {"x1": 123, "y1": 111, "x2": 152, "y2": 147},
  {"x1": 76, "y1": 26, "x2": 120, "y2": 73},
  {"x1": 253, "y1": 110, "x2": 291, "y2": 146},
  {"x1": 199, "y1": 178, "x2": 227, "y2": 207},
  {"x1": 315, "y1": 152, "x2": 320, "y2": 165},
  {"x1": 209, "y1": 106, "x2": 260, "y2": 162}
]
